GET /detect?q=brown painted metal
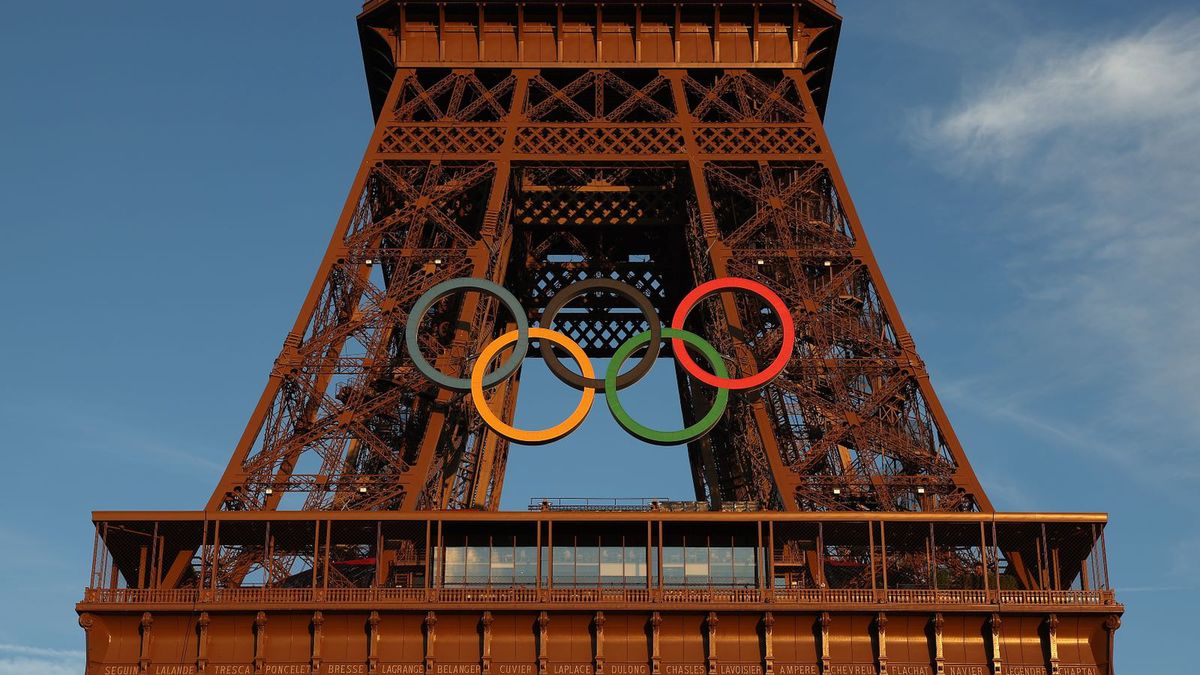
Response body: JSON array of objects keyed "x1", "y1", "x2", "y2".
[
  {"x1": 79, "y1": 511, "x2": 1120, "y2": 674},
  {"x1": 204, "y1": 0, "x2": 986, "y2": 514},
  {"x1": 77, "y1": 2, "x2": 1121, "y2": 674}
]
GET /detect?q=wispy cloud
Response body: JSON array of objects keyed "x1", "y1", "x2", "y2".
[
  {"x1": 919, "y1": 16, "x2": 1200, "y2": 480},
  {"x1": 0, "y1": 644, "x2": 83, "y2": 675}
]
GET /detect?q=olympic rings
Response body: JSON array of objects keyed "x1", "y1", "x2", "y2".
[
  {"x1": 405, "y1": 275, "x2": 794, "y2": 445},
  {"x1": 539, "y1": 278, "x2": 661, "y2": 391},
  {"x1": 405, "y1": 278, "x2": 529, "y2": 391},
  {"x1": 606, "y1": 328, "x2": 730, "y2": 446},
  {"x1": 472, "y1": 328, "x2": 596, "y2": 445},
  {"x1": 670, "y1": 277, "x2": 795, "y2": 391}
]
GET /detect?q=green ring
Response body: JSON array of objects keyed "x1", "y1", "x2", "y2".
[{"x1": 605, "y1": 327, "x2": 729, "y2": 446}]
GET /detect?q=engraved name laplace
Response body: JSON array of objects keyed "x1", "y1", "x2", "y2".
[{"x1": 550, "y1": 664, "x2": 593, "y2": 675}]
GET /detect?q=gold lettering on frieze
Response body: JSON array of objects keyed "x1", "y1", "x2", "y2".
[
  {"x1": 550, "y1": 664, "x2": 593, "y2": 675},
  {"x1": 151, "y1": 667, "x2": 198, "y2": 675},
  {"x1": 827, "y1": 666, "x2": 876, "y2": 675},
  {"x1": 662, "y1": 665, "x2": 705, "y2": 675},
  {"x1": 208, "y1": 666, "x2": 254, "y2": 675},
  {"x1": 887, "y1": 666, "x2": 932, "y2": 675},
  {"x1": 1058, "y1": 668, "x2": 1097, "y2": 675},
  {"x1": 773, "y1": 665, "x2": 818, "y2": 675},
  {"x1": 606, "y1": 665, "x2": 649, "y2": 675},
  {"x1": 1004, "y1": 668, "x2": 1048, "y2": 675},
  {"x1": 379, "y1": 666, "x2": 425, "y2": 675},
  {"x1": 945, "y1": 667, "x2": 988, "y2": 675},
  {"x1": 263, "y1": 665, "x2": 312, "y2": 674},
  {"x1": 436, "y1": 665, "x2": 484, "y2": 675},
  {"x1": 321, "y1": 664, "x2": 369, "y2": 674},
  {"x1": 101, "y1": 667, "x2": 140, "y2": 675},
  {"x1": 716, "y1": 664, "x2": 763, "y2": 675},
  {"x1": 494, "y1": 658, "x2": 537, "y2": 667}
]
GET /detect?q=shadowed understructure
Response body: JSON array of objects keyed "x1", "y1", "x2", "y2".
[{"x1": 77, "y1": 2, "x2": 1122, "y2": 674}]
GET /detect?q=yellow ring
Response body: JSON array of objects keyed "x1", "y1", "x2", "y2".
[{"x1": 471, "y1": 327, "x2": 596, "y2": 445}]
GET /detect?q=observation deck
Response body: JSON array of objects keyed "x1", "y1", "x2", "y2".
[{"x1": 79, "y1": 509, "x2": 1121, "y2": 675}]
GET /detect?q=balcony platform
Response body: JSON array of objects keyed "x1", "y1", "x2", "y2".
[{"x1": 78, "y1": 510, "x2": 1121, "y2": 675}]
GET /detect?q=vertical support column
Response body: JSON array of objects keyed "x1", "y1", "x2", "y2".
[
  {"x1": 483, "y1": 611, "x2": 495, "y2": 675},
  {"x1": 138, "y1": 612, "x2": 153, "y2": 674},
  {"x1": 253, "y1": 612, "x2": 268, "y2": 675},
  {"x1": 425, "y1": 611, "x2": 438, "y2": 675},
  {"x1": 781, "y1": 68, "x2": 993, "y2": 511},
  {"x1": 932, "y1": 614, "x2": 945, "y2": 675},
  {"x1": 705, "y1": 612, "x2": 719, "y2": 675},
  {"x1": 662, "y1": 67, "x2": 799, "y2": 510},
  {"x1": 1103, "y1": 615, "x2": 1121, "y2": 675},
  {"x1": 538, "y1": 612, "x2": 551, "y2": 675},
  {"x1": 369, "y1": 611, "x2": 382, "y2": 674},
  {"x1": 650, "y1": 612, "x2": 663, "y2": 675},
  {"x1": 420, "y1": 67, "x2": 536, "y2": 511},
  {"x1": 875, "y1": 613, "x2": 888, "y2": 675},
  {"x1": 818, "y1": 613, "x2": 831, "y2": 675},
  {"x1": 594, "y1": 611, "x2": 607, "y2": 675},
  {"x1": 988, "y1": 614, "x2": 1002, "y2": 675},
  {"x1": 197, "y1": 612, "x2": 211, "y2": 675},
  {"x1": 312, "y1": 611, "x2": 325, "y2": 673},
  {"x1": 1046, "y1": 614, "x2": 1059, "y2": 675},
  {"x1": 205, "y1": 67, "x2": 412, "y2": 511},
  {"x1": 762, "y1": 612, "x2": 775, "y2": 675},
  {"x1": 79, "y1": 614, "x2": 95, "y2": 674}
]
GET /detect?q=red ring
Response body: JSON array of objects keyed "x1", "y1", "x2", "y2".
[{"x1": 670, "y1": 277, "x2": 794, "y2": 390}]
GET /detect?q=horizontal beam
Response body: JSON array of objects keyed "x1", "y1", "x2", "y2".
[{"x1": 91, "y1": 510, "x2": 1110, "y2": 524}]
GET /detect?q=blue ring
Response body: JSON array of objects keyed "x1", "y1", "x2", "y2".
[{"x1": 405, "y1": 278, "x2": 530, "y2": 391}]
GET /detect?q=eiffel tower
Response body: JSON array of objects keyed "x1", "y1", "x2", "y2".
[{"x1": 77, "y1": 2, "x2": 1122, "y2": 674}]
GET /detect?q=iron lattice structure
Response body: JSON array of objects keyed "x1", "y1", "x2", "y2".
[
  {"x1": 75, "y1": 4, "x2": 1123, "y2": 674},
  {"x1": 209, "y1": 0, "x2": 989, "y2": 516}
]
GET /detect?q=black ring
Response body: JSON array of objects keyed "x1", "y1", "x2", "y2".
[{"x1": 539, "y1": 279, "x2": 661, "y2": 391}]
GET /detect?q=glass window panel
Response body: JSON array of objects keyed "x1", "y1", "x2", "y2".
[{"x1": 684, "y1": 547, "x2": 709, "y2": 583}]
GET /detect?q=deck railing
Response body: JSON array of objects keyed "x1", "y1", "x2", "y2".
[{"x1": 81, "y1": 586, "x2": 1117, "y2": 608}]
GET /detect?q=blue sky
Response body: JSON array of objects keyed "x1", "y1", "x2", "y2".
[{"x1": 1, "y1": 1, "x2": 1197, "y2": 672}]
